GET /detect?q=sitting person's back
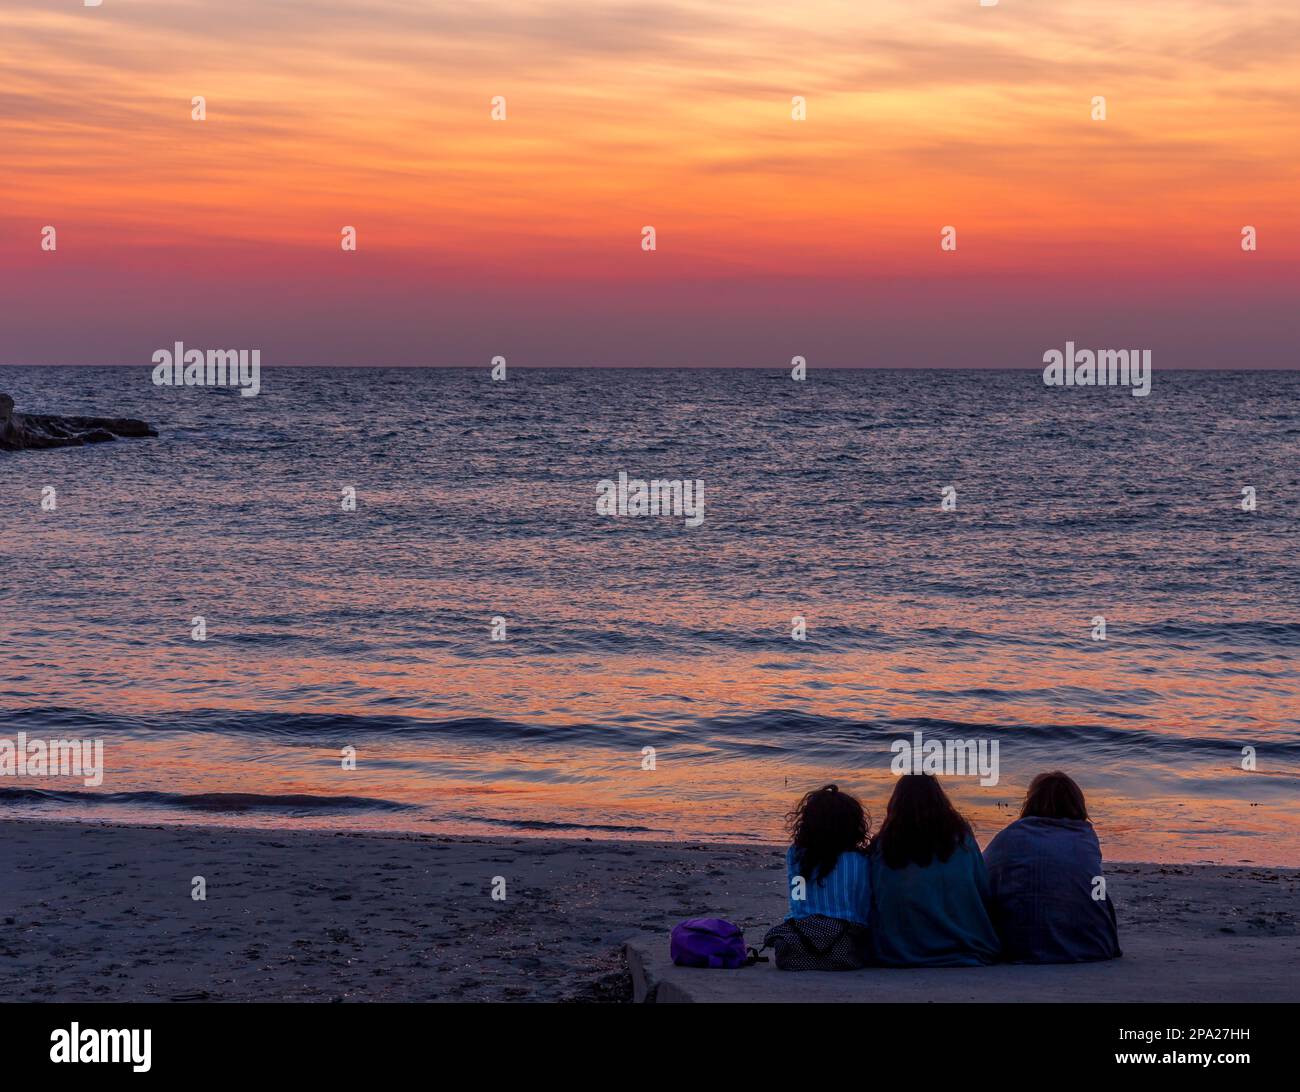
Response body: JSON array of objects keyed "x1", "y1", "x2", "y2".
[
  {"x1": 868, "y1": 774, "x2": 1000, "y2": 967},
  {"x1": 786, "y1": 784, "x2": 871, "y2": 927},
  {"x1": 985, "y1": 772, "x2": 1121, "y2": 963},
  {"x1": 787, "y1": 845, "x2": 870, "y2": 926}
]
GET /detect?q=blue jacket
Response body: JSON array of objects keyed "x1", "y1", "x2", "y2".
[
  {"x1": 868, "y1": 834, "x2": 1001, "y2": 966},
  {"x1": 984, "y1": 817, "x2": 1121, "y2": 963}
]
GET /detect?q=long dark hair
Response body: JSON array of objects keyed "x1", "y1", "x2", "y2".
[
  {"x1": 1020, "y1": 770, "x2": 1088, "y2": 821},
  {"x1": 871, "y1": 774, "x2": 971, "y2": 869},
  {"x1": 786, "y1": 784, "x2": 870, "y2": 883}
]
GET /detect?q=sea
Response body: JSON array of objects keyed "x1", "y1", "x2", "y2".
[{"x1": 1, "y1": 365, "x2": 1296, "y2": 863}]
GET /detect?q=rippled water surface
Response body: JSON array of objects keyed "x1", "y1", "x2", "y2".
[{"x1": 0, "y1": 366, "x2": 1296, "y2": 862}]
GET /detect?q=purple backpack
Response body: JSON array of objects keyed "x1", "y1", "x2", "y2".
[{"x1": 670, "y1": 918, "x2": 752, "y2": 969}]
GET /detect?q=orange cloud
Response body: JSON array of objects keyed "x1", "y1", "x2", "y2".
[{"x1": 1, "y1": 0, "x2": 1297, "y2": 364}]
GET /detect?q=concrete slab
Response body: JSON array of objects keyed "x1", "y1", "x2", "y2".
[{"x1": 626, "y1": 932, "x2": 1300, "y2": 1003}]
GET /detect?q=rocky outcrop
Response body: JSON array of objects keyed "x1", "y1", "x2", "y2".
[{"x1": 0, "y1": 392, "x2": 157, "y2": 451}]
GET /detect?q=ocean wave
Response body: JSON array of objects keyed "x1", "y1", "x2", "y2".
[
  {"x1": 0, "y1": 706, "x2": 648, "y2": 749},
  {"x1": 1126, "y1": 621, "x2": 1300, "y2": 647},
  {"x1": 693, "y1": 710, "x2": 1300, "y2": 760},
  {"x1": 5, "y1": 705, "x2": 1296, "y2": 760},
  {"x1": 0, "y1": 787, "x2": 416, "y2": 814},
  {"x1": 442, "y1": 815, "x2": 667, "y2": 833}
]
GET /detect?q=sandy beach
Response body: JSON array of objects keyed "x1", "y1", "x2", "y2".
[{"x1": 0, "y1": 818, "x2": 1296, "y2": 1003}]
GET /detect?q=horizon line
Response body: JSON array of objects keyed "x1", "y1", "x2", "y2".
[{"x1": 3, "y1": 362, "x2": 1297, "y2": 374}]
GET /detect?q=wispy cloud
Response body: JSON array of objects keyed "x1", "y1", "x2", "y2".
[{"x1": 0, "y1": 0, "x2": 1296, "y2": 365}]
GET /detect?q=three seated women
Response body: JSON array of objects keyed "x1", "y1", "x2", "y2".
[{"x1": 781, "y1": 771, "x2": 1121, "y2": 968}]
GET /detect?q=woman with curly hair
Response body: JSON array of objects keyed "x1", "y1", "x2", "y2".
[{"x1": 785, "y1": 783, "x2": 873, "y2": 928}]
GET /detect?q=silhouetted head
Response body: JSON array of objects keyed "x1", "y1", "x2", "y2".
[
  {"x1": 871, "y1": 774, "x2": 971, "y2": 869},
  {"x1": 0, "y1": 393, "x2": 14, "y2": 421},
  {"x1": 1020, "y1": 770, "x2": 1089, "y2": 821},
  {"x1": 786, "y1": 784, "x2": 870, "y2": 882}
]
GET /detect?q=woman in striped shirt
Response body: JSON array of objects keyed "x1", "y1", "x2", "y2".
[{"x1": 786, "y1": 784, "x2": 872, "y2": 926}]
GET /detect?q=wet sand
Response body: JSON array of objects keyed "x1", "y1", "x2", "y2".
[{"x1": 0, "y1": 819, "x2": 1295, "y2": 1002}]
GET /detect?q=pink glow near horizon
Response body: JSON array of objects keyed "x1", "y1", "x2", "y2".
[{"x1": 1, "y1": 0, "x2": 1298, "y2": 366}]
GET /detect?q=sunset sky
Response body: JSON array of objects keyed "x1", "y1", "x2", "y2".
[{"x1": 1, "y1": 0, "x2": 1297, "y2": 367}]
